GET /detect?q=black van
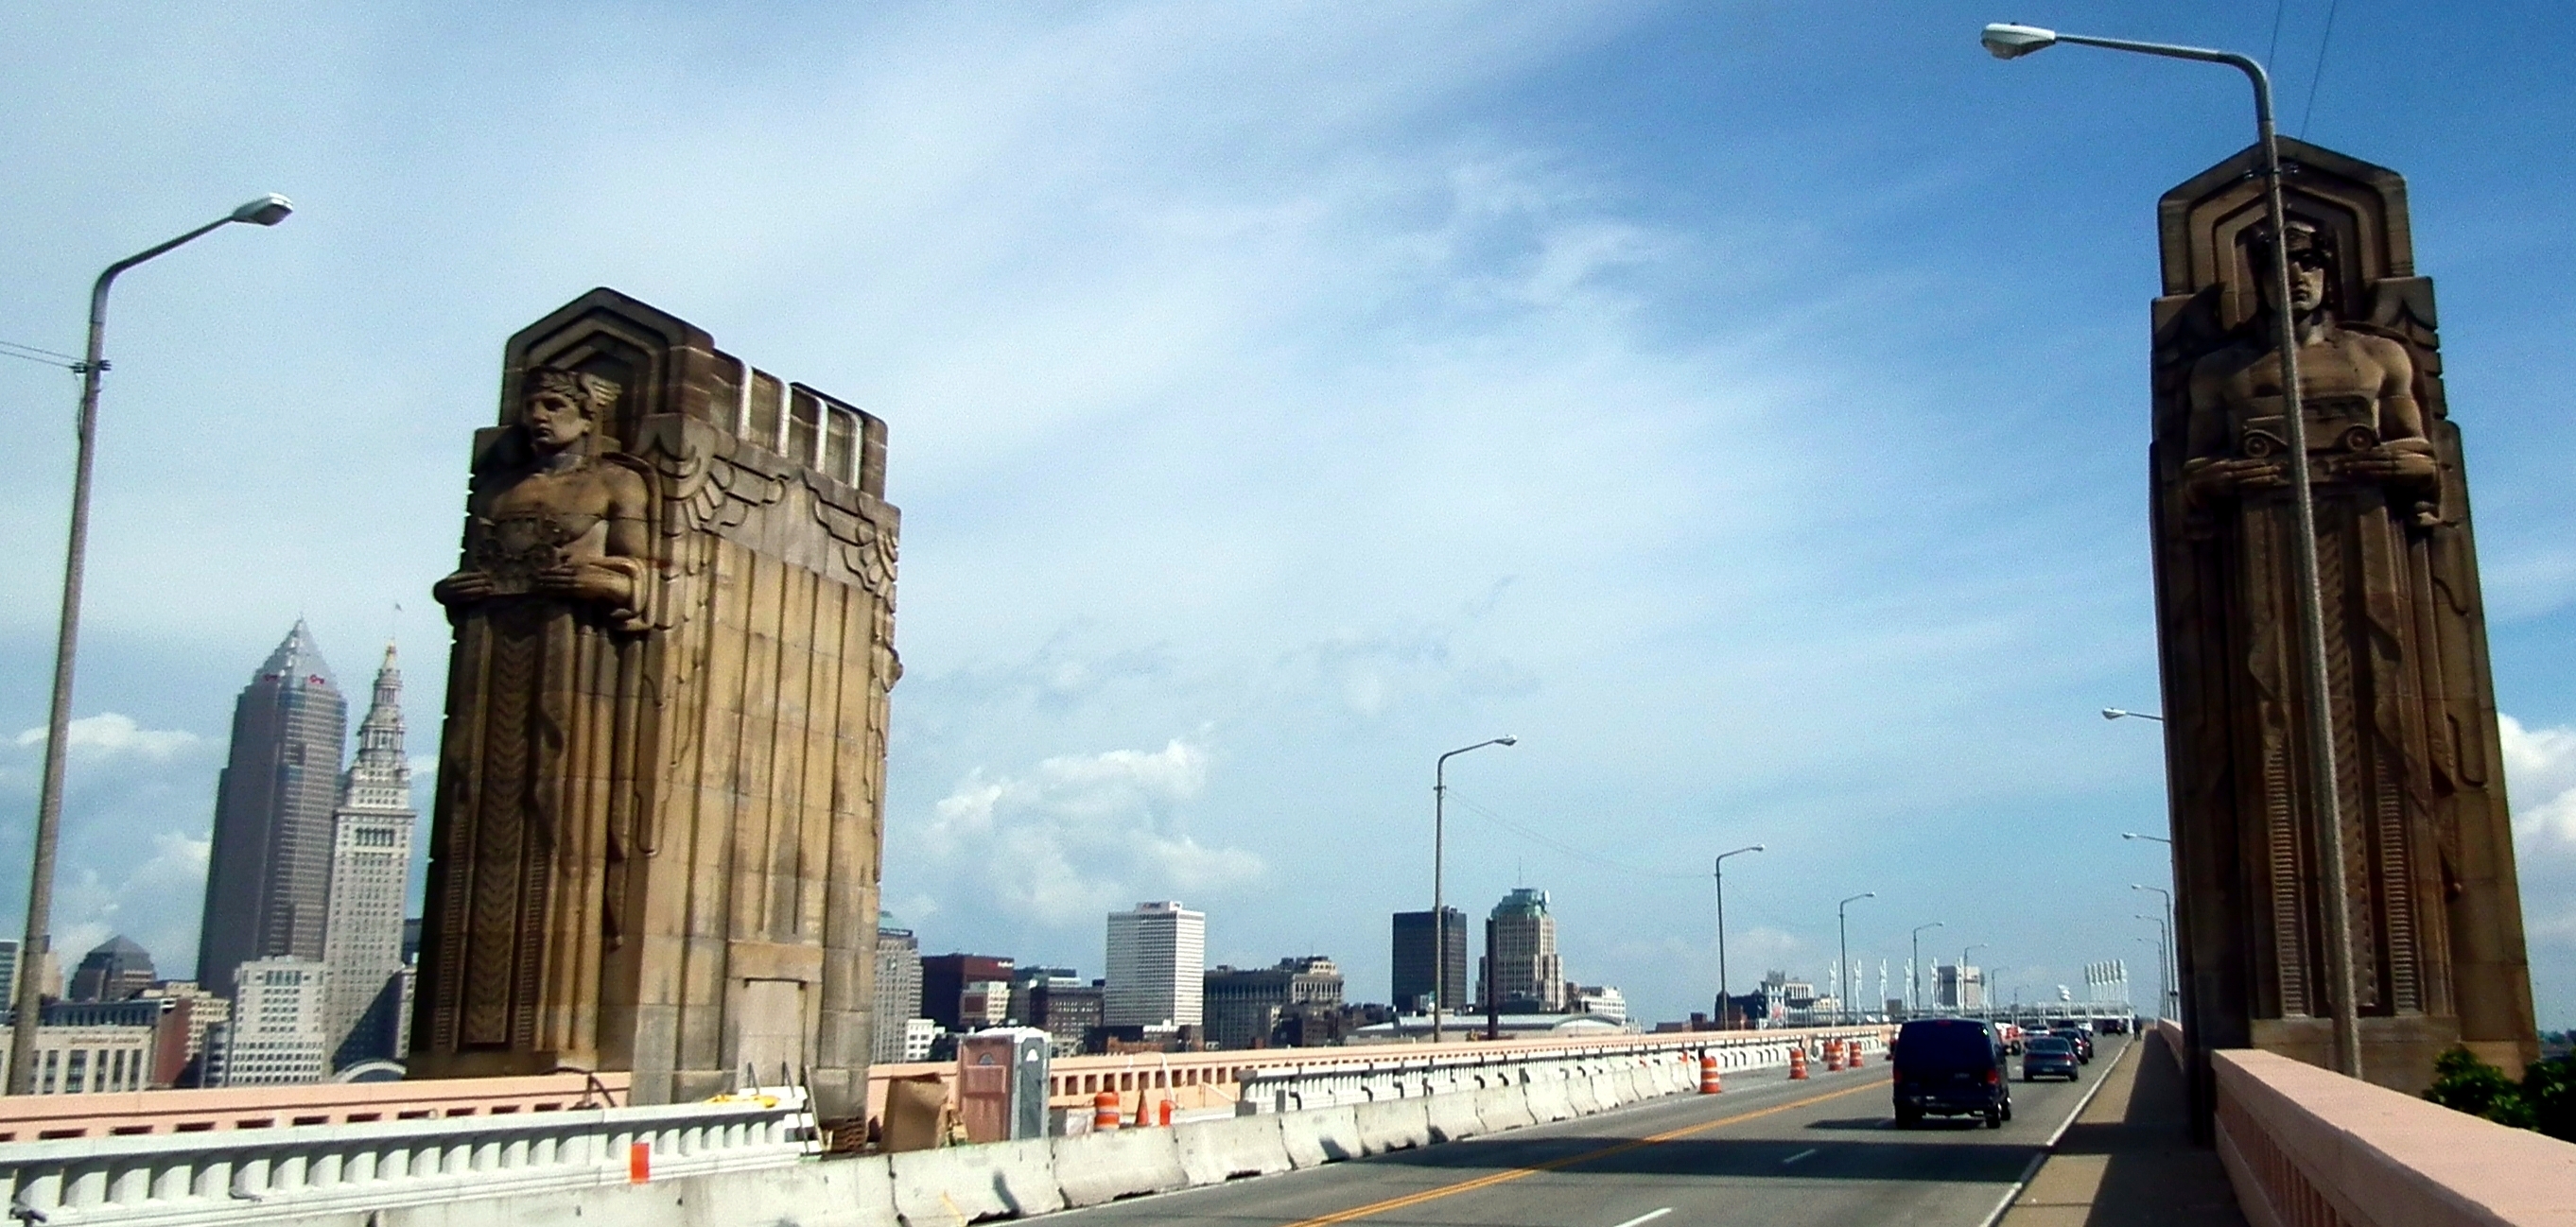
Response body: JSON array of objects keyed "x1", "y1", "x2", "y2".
[{"x1": 1890, "y1": 1018, "x2": 2012, "y2": 1128}]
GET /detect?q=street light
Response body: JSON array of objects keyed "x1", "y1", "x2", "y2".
[
  {"x1": 1910, "y1": 922, "x2": 1945, "y2": 1014},
  {"x1": 2101, "y1": 708, "x2": 2165, "y2": 722},
  {"x1": 2120, "y1": 832, "x2": 2171, "y2": 845},
  {"x1": 1713, "y1": 845, "x2": 1764, "y2": 1029},
  {"x1": 1959, "y1": 942, "x2": 1989, "y2": 1014},
  {"x1": 2137, "y1": 914, "x2": 2173, "y2": 1017},
  {"x1": 1836, "y1": 892, "x2": 1875, "y2": 1026},
  {"x1": 2134, "y1": 884, "x2": 2178, "y2": 1019},
  {"x1": 9, "y1": 194, "x2": 294, "y2": 1098},
  {"x1": 1983, "y1": 19, "x2": 2363, "y2": 1080},
  {"x1": 1430, "y1": 736, "x2": 1514, "y2": 1045}
]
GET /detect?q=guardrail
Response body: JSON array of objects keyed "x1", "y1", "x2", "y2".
[
  {"x1": 865, "y1": 1025, "x2": 1892, "y2": 1125},
  {"x1": 0, "y1": 1072, "x2": 631, "y2": 1142},
  {"x1": 2213, "y1": 1046, "x2": 2576, "y2": 1227},
  {"x1": 0, "y1": 1096, "x2": 807, "y2": 1227},
  {"x1": 1230, "y1": 1029, "x2": 1880, "y2": 1115}
]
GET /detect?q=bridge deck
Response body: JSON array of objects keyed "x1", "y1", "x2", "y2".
[{"x1": 2000, "y1": 1028, "x2": 2242, "y2": 1226}]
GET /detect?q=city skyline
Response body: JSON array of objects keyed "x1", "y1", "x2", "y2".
[{"x1": 9, "y1": 4, "x2": 2576, "y2": 1030}]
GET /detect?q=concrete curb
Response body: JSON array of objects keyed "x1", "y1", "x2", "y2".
[
  {"x1": 1278, "y1": 1104, "x2": 1364, "y2": 1168},
  {"x1": 1424, "y1": 1090, "x2": 1487, "y2": 1143},
  {"x1": 1351, "y1": 1097, "x2": 1433, "y2": 1154}
]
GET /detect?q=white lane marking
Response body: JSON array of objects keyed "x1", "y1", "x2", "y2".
[
  {"x1": 1780, "y1": 1148, "x2": 1819, "y2": 1166},
  {"x1": 1605, "y1": 1209, "x2": 1672, "y2": 1227},
  {"x1": 1974, "y1": 1036, "x2": 2139, "y2": 1227}
]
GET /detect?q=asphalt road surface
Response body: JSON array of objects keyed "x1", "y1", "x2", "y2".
[{"x1": 1046, "y1": 1035, "x2": 2131, "y2": 1227}]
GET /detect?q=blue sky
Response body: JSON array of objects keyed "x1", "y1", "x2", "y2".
[{"x1": 4, "y1": 1, "x2": 2575, "y2": 1031}]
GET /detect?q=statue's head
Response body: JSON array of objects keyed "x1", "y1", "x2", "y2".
[
  {"x1": 520, "y1": 367, "x2": 620, "y2": 453},
  {"x1": 2249, "y1": 218, "x2": 2335, "y2": 317}
]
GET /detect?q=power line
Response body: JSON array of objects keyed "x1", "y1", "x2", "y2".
[
  {"x1": 0, "y1": 339, "x2": 79, "y2": 369},
  {"x1": 2301, "y1": 0, "x2": 2342, "y2": 138},
  {"x1": 2265, "y1": 0, "x2": 2289, "y2": 74},
  {"x1": 1444, "y1": 789, "x2": 1703, "y2": 881}
]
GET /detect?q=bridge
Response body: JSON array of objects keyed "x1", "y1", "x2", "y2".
[{"x1": 6, "y1": 1022, "x2": 2567, "y2": 1227}]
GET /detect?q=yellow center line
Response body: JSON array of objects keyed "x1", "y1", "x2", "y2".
[{"x1": 1280, "y1": 1074, "x2": 1891, "y2": 1227}]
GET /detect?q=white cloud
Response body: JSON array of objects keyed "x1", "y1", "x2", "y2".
[
  {"x1": 12, "y1": 713, "x2": 200, "y2": 761},
  {"x1": 2499, "y1": 715, "x2": 2576, "y2": 851},
  {"x1": 914, "y1": 740, "x2": 1262, "y2": 927}
]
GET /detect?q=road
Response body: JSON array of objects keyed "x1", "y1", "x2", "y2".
[{"x1": 1046, "y1": 1035, "x2": 2131, "y2": 1227}]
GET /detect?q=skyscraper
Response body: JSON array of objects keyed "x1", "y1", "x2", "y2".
[
  {"x1": 871, "y1": 919, "x2": 923, "y2": 1064},
  {"x1": 1105, "y1": 901, "x2": 1204, "y2": 1028},
  {"x1": 321, "y1": 644, "x2": 416, "y2": 1069},
  {"x1": 200, "y1": 623, "x2": 348, "y2": 996},
  {"x1": 68, "y1": 936, "x2": 155, "y2": 1002},
  {"x1": 1477, "y1": 888, "x2": 1563, "y2": 1012},
  {"x1": 1390, "y1": 908, "x2": 1467, "y2": 1014}
]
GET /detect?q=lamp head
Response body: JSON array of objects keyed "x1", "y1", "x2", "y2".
[
  {"x1": 1495, "y1": 735, "x2": 1517, "y2": 747},
  {"x1": 1982, "y1": 23, "x2": 2058, "y2": 59},
  {"x1": 231, "y1": 194, "x2": 294, "y2": 226}
]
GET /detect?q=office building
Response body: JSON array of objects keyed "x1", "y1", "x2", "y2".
[
  {"x1": 1024, "y1": 978, "x2": 1103, "y2": 1054},
  {"x1": 1570, "y1": 985, "x2": 1627, "y2": 1024},
  {"x1": 68, "y1": 936, "x2": 155, "y2": 1002},
  {"x1": 872, "y1": 921, "x2": 924, "y2": 1064},
  {"x1": 1935, "y1": 963, "x2": 1985, "y2": 1011},
  {"x1": 320, "y1": 643, "x2": 416, "y2": 1070},
  {"x1": 1105, "y1": 901, "x2": 1204, "y2": 1028},
  {"x1": 210, "y1": 957, "x2": 331, "y2": 1086},
  {"x1": 200, "y1": 623, "x2": 349, "y2": 996},
  {"x1": 0, "y1": 1020, "x2": 156, "y2": 1095},
  {"x1": 1478, "y1": 888, "x2": 1563, "y2": 1013},
  {"x1": 1390, "y1": 907, "x2": 1467, "y2": 1015},
  {"x1": 899, "y1": 1018, "x2": 938, "y2": 1062},
  {"x1": 920, "y1": 954, "x2": 1015, "y2": 1031},
  {"x1": 0, "y1": 939, "x2": 62, "y2": 1011},
  {"x1": 1204, "y1": 957, "x2": 1345, "y2": 1049}
]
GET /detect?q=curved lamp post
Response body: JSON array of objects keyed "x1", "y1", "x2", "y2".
[
  {"x1": 1836, "y1": 892, "x2": 1874, "y2": 1026},
  {"x1": 1984, "y1": 19, "x2": 2360, "y2": 1080},
  {"x1": 1910, "y1": 922, "x2": 1945, "y2": 1014},
  {"x1": 2101, "y1": 708, "x2": 2164, "y2": 722},
  {"x1": 1431, "y1": 736, "x2": 1514, "y2": 1044},
  {"x1": 9, "y1": 194, "x2": 293, "y2": 1097},
  {"x1": 1713, "y1": 845, "x2": 1764, "y2": 1028},
  {"x1": 2134, "y1": 884, "x2": 2179, "y2": 1020}
]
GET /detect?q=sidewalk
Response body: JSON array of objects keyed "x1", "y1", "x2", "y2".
[{"x1": 1998, "y1": 1029, "x2": 2245, "y2": 1226}]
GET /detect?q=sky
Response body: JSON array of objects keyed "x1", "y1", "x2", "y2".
[{"x1": 4, "y1": 1, "x2": 2576, "y2": 1032}]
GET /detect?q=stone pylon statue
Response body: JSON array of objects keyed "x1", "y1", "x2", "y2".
[
  {"x1": 409, "y1": 289, "x2": 900, "y2": 1116},
  {"x1": 2149, "y1": 139, "x2": 2537, "y2": 1097}
]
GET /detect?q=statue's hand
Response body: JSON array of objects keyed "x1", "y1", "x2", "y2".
[
  {"x1": 433, "y1": 570, "x2": 496, "y2": 605},
  {"x1": 2342, "y1": 441, "x2": 2438, "y2": 483},
  {"x1": 2184, "y1": 457, "x2": 2286, "y2": 494},
  {"x1": 536, "y1": 561, "x2": 635, "y2": 606}
]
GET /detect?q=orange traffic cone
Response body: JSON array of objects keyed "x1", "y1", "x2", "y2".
[
  {"x1": 1789, "y1": 1045, "x2": 1809, "y2": 1080},
  {"x1": 1698, "y1": 1052, "x2": 1723, "y2": 1094}
]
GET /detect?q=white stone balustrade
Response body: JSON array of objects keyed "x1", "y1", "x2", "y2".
[{"x1": 0, "y1": 1097, "x2": 811, "y2": 1227}]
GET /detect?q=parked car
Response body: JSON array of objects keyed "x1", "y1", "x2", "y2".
[
  {"x1": 2050, "y1": 1027, "x2": 2094, "y2": 1063},
  {"x1": 1891, "y1": 1017, "x2": 2012, "y2": 1129},
  {"x1": 2022, "y1": 1036, "x2": 2080, "y2": 1081}
]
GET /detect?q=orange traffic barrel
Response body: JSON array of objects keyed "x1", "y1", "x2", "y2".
[
  {"x1": 1092, "y1": 1091, "x2": 1121, "y2": 1132},
  {"x1": 1698, "y1": 1052, "x2": 1723, "y2": 1094}
]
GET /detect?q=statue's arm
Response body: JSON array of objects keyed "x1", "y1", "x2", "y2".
[
  {"x1": 2182, "y1": 352, "x2": 2277, "y2": 497},
  {"x1": 2346, "y1": 337, "x2": 2438, "y2": 488},
  {"x1": 434, "y1": 487, "x2": 498, "y2": 608}
]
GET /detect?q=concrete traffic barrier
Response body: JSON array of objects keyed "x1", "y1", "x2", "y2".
[
  {"x1": 1175, "y1": 1113, "x2": 1295, "y2": 1185},
  {"x1": 1610, "y1": 1066, "x2": 1645, "y2": 1103},
  {"x1": 1424, "y1": 1091, "x2": 1487, "y2": 1143},
  {"x1": 890, "y1": 1137, "x2": 1065, "y2": 1227},
  {"x1": 1590, "y1": 1071, "x2": 1627, "y2": 1109},
  {"x1": 1524, "y1": 1075, "x2": 1576, "y2": 1122},
  {"x1": 1473, "y1": 1085, "x2": 1536, "y2": 1132},
  {"x1": 1565, "y1": 1072, "x2": 1603, "y2": 1115},
  {"x1": 1051, "y1": 1126, "x2": 1190, "y2": 1208},
  {"x1": 1278, "y1": 1104, "x2": 1364, "y2": 1168},
  {"x1": 1352, "y1": 1097, "x2": 1433, "y2": 1154}
]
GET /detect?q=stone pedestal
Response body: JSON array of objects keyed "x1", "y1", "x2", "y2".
[{"x1": 409, "y1": 289, "x2": 899, "y2": 1117}]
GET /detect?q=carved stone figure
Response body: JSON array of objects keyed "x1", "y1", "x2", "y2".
[
  {"x1": 2150, "y1": 140, "x2": 2537, "y2": 1098},
  {"x1": 411, "y1": 291, "x2": 900, "y2": 1118},
  {"x1": 421, "y1": 367, "x2": 653, "y2": 1068}
]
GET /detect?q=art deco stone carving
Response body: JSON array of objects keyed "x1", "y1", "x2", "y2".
[
  {"x1": 411, "y1": 289, "x2": 898, "y2": 1117},
  {"x1": 2150, "y1": 139, "x2": 2537, "y2": 1094}
]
